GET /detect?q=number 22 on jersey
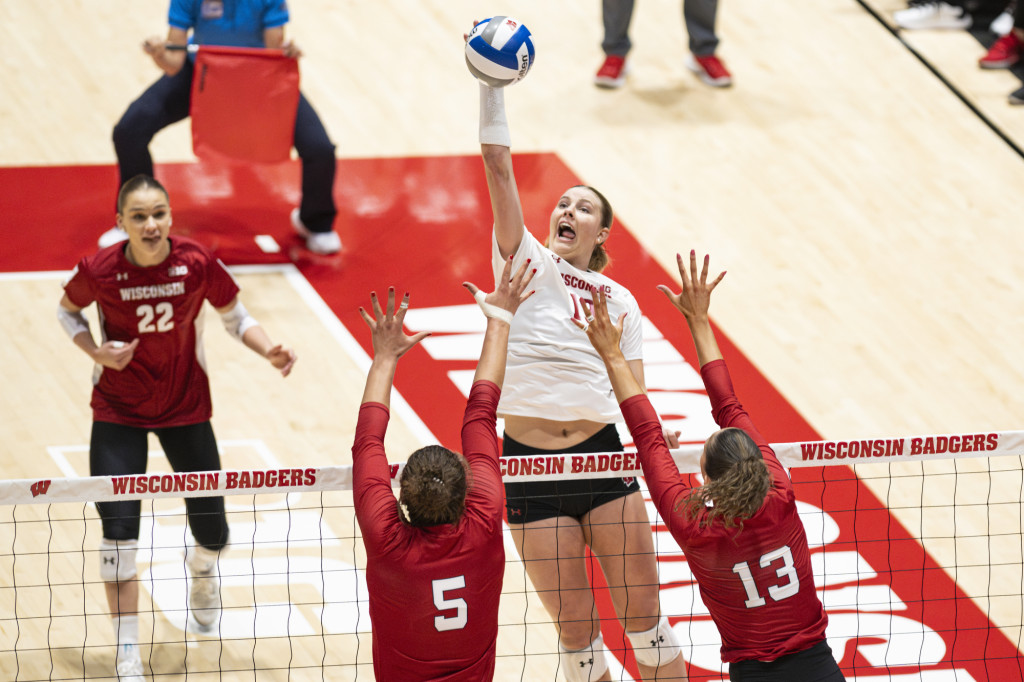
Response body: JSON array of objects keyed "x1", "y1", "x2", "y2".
[
  {"x1": 732, "y1": 545, "x2": 800, "y2": 608},
  {"x1": 136, "y1": 302, "x2": 174, "y2": 333}
]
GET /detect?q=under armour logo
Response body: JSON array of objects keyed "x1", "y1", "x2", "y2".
[
  {"x1": 650, "y1": 634, "x2": 665, "y2": 647},
  {"x1": 30, "y1": 480, "x2": 51, "y2": 497},
  {"x1": 622, "y1": 477, "x2": 635, "y2": 486},
  {"x1": 579, "y1": 657, "x2": 593, "y2": 668},
  {"x1": 116, "y1": 272, "x2": 128, "y2": 281},
  {"x1": 103, "y1": 557, "x2": 116, "y2": 565},
  {"x1": 510, "y1": 508, "x2": 522, "y2": 516}
]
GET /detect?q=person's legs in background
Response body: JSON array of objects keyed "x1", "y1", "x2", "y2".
[
  {"x1": 595, "y1": 0, "x2": 635, "y2": 88},
  {"x1": 290, "y1": 93, "x2": 341, "y2": 254},
  {"x1": 685, "y1": 0, "x2": 732, "y2": 87}
]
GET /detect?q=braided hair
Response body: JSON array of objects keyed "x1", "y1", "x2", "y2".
[{"x1": 398, "y1": 445, "x2": 470, "y2": 527}]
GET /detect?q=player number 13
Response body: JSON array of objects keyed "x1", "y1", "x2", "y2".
[
  {"x1": 732, "y1": 545, "x2": 800, "y2": 608},
  {"x1": 432, "y1": 576, "x2": 468, "y2": 632}
]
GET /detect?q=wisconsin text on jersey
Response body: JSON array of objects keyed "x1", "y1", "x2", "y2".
[{"x1": 119, "y1": 282, "x2": 186, "y2": 301}]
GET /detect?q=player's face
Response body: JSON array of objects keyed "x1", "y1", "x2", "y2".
[
  {"x1": 548, "y1": 187, "x2": 609, "y2": 270},
  {"x1": 118, "y1": 187, "x2": 172, "y2": 265}
]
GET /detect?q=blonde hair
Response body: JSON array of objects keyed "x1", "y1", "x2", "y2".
[{"x1": 680, "y1": 428, "x2": 772, "y2": 532}]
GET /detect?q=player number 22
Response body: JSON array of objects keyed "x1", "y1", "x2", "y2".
[
  {"x1": 732, "y1": 545, "x2": 799, "y2": 608},
  {"x1": 432, "y1": 576, "x2": 468, "y2": 632},
  {"x1": 137, "y1": 302, "x2": 174, "y2": 333}
]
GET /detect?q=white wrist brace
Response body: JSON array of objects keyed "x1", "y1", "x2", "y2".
[
  {"x1": 473, "y1": 289, "x2": 514, "y2": 324},
  {"x1": 479, "y1": 83, "x2": 511, "y2": 147},
  {"x1": 220, "y1": 300, "x2": 259, "y2": 341},
  {"x1": 58, "y1": 304, "x2": 90, "y2": 340}
]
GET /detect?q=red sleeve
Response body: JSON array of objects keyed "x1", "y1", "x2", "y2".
[
  {"x1": 352, "y1": 402, "x2": 402, "y2": 551},
  {"x1": 461, "y1": 380, "x2": 503, "y2": 522},
  {"x1": 62, "y1": 259, "x2": 96, "y2": 309},
  {"x1": 205, "y1": 257, "x2": 241, "y2": 308},
  {"x1": 619, "y1": 394, "x2": 692, "y2": 529},
  {"x1": 700, "y1": 359, "x2": 790, "y2": 491}
]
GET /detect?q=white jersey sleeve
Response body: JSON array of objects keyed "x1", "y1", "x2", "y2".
[{"x1": 491, "y1": 226, "x2": 644, "y2": 423}]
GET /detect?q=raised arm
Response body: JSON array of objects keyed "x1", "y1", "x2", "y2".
[
  {"x1": 358, "y1": 289, "x2": 431, "y2": 408},
  {"x1": 658, "y1": 251, "x2": 726, "y2": 369},
  {"x1": 479, "y1": 84, "x2": 526, "y2": 259},
  {"x1": 463, "y1": 256, "x2": 536, "y2": 387}
]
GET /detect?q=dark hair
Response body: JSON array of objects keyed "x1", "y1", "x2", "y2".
[
  {"x1": 572, "y1": 185, "x2": 614, "y2": 272},
  {"x1": 681, "y1": 428, "x2": 772, "y2": 531},
  {"x1": 117, "y1": 175, "x2": 169, "y2": 215},
  {"x1": 398, "y1": 445, "x2": 469, "y2": 526}
]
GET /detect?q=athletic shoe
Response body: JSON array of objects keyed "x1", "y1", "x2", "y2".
[
  {"x1": 894, "y1": 2, "x2": 972, "y2": 30},
  {"x1": 687, "y1": 54, "x2": 733, "y2": 87},
  {"x1": 189, "y1": 569, "x2": 222, "y2": 627},
  {"x1": 290, "y1": 208, "x2": 341, "y2": 255},
  {"x1": 979, "y1": 33, "x2": 1022, "y2": 69},
  {"x1": 115, "y1": 643, "x2": 146, "y2": 682},
  {"x1": 990, "y1": 8, "x2": 1014, "y2": 35},
  {"x1": 99, "y1": 226, "x2": 129, "y2": 248},
  {"x1": 594, "y1": 55, "x2": 628, "y2": 88},
  {"x1": 1010, "y1": 85, "x2": 1024, "y2": 105}
]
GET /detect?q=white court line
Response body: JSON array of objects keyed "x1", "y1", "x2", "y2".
[{"x1": 4, "y1": 264, "x2": 438, "y2": 447}]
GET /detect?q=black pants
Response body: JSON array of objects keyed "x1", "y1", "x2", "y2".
[
  {"x1": 91, "y1": 421, "x2": 229, "y2": 550},
  {"x1": 729, "y1": 640, "x2": 846, "y2": 682},
  {"x1": 112, "y1": 58, "x2": 338, "y2": 233}
]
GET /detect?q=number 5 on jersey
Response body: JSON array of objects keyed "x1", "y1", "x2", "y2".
[{"x1": 432, "y1": 576, "x2": 468, "y2": 632}]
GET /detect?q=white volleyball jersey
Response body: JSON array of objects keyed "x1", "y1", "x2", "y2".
[{"x1": 492, "y1": 226, "x2": 643, "y2": 423}]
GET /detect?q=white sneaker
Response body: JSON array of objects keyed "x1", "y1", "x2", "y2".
[
  {"x1": 115, "y1": 643, "x2": 146, "y2": 681},
  {"x1": 290, "y1": 207, "x2": 341, "y2": 255},
  {"x1": 99, "y1": 226, "x2": 129, "y2": 248},
  {"x1": 894, "y1": 2, "x2": 972, "y2": 29},
  {"x1": 188, "y1": 570, "x2": 221, "y2": 627},
  {"x1": 990, "y1": 10, "x2": 1014, "y2": 36}
]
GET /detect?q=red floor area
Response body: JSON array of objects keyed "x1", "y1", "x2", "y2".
[{"x1": 1, "y1": 157, "x2": 1018, "y2": 679}]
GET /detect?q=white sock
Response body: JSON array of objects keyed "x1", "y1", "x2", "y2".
[{"x1": 113, "y1": 614, "x2": 139, "y2": 649}]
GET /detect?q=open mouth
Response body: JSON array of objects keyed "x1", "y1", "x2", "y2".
[{"x1": 556, "y1": 222, "x2": 576, "y2": 242}]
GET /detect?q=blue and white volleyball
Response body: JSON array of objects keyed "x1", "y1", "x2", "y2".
[{"x1": 465, "y1": 17, "x2": 535, "y2": 88}]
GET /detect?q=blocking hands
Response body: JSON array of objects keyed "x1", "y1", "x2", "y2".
[
  {"x1": 463, "y1": 256, "x2": 536, "y2": 322},
  {"x1": 657, "y1": 250, "x2": 726, "y2": 326},
  {"x1": 359, "y1": 288, "x2": 432, "y2": 362}
]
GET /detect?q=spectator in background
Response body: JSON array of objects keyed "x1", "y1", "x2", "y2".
[
  {"x1": 104, "y1": 0, "x2": 341, "y2": 255},
  {"x1": 978, "y1": 1, "x2": 1024, "y2": 103},
  {"x1": 595, "y1": 0, "x2": 732, "y2": 89}
]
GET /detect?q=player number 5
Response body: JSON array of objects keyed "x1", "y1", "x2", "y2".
[
  {"x1": 432, "y1": 575, "x2": 468, "y2": 632},
  {"x1": 732, "y1": 545, "x2": 800, "y2": 609}
]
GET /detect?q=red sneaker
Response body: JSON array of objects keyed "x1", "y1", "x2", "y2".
[
  {"x1": 594, "y1": 55, "x2": 628, "y2": 88},
  {"x1": 688, "y1": 53, "x2": 733, "y2": 87},
  {"x1": 979, "y1": 32, "x2": 1021, "y2": 69}
]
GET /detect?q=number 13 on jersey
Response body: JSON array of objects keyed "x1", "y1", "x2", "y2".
[{"x1": 732, "y1": 545, "x2": 800, "y2": 608}]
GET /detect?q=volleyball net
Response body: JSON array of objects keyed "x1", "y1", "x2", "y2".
[{"x1": 1, "y1": 431, "x2": 1022, "y2": 681}]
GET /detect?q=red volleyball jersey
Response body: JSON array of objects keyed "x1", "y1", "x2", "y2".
[
  {"x1": 352, "y1": 381, "x2": 505, "y2": 681},
  {"x1": 621, "y1": 360, "x2": 829, "y2": 663},
  {"x1": 62, "y1": 237, "x2": 239, "y2": 428}
]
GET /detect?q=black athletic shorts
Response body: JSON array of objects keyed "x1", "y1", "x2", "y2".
[
  {"x1": 90, "y1": 420, "x2": 229, "y2": 549},
  {"x1": 502, "y1": 424, "x2": 641, "y2": 524},
  {"x1": 729, "y1": 640, "x2": 846, "y2": 682}
]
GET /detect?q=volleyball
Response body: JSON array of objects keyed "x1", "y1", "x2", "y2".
[{"x1": 465, "y1": 16, "x2": 535, "y2": 88}]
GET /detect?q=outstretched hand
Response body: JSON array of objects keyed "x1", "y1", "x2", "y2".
[
  {"x1": 657, "y1": 250, "x2": 726, "y2": 324},
  {"x1": 359, "y1": 288, "x2": 431, "y2": 361},
  {"x1": 266, "y1": 344, "x2": 297, "y2": 377},
  {"x1": 463, "y1": 256, "x2": 536, "y2": 320},
  {"x1": 573, "y1": 286, "x2": 625, "y2": 361}
]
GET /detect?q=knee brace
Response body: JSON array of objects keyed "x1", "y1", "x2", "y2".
[
  {"x1": 627, "y1": 617, "x2": 682, "y2": 668},
  {"x1": 559, "y1": 633, "x2": 609, "y2": 682},
  {"x1": 99, "y1": 538, "x2": 138, "y2": 582}
]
